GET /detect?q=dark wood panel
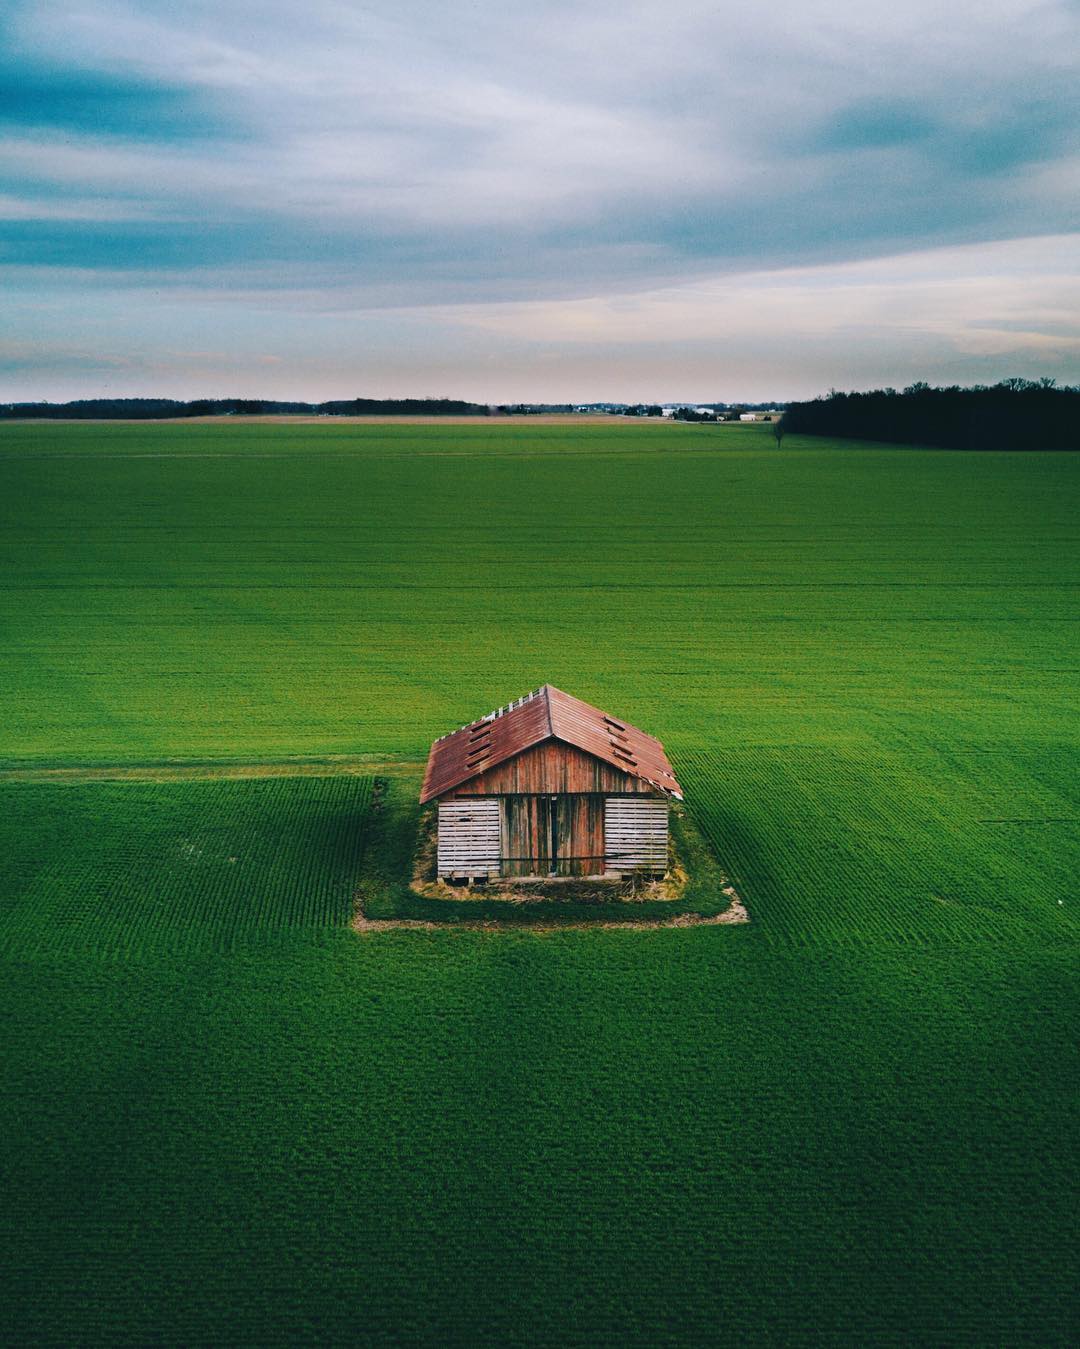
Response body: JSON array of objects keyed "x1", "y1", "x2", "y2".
[
  {"x1": 500, "y1": 794, "x2": 553, "y2": 878},
  {"x1": 498, "y1": 793, "x2": 608, "y2": 877},
  {"x1": 553, "y1": 793, "x2": 605, "y2": 876}
]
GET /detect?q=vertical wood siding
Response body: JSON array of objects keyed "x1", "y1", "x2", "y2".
[
  {"x1": 451, "y1": 741, "x2": 650, "y2": 796},
  {"x1": 500, "y1": 795, "x2": 553, "y2": 877},
  {"x1": 553, "y1": 794, "x2": 607, "y2": 876},
  {"x1": 499, "y1": 794, "x2": 608, "y2": 876}
]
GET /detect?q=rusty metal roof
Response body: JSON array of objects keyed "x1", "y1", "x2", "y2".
[{"x1": 420, "y1": 685, "x2": 683, "y2": 802}]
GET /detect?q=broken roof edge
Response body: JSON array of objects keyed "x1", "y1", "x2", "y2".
[{"x1": 429, "y1": 684, "x2": 550, "y2": 744}]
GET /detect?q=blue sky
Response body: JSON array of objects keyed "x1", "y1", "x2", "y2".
[{"x1": 1, "y1": 0, "x2": 1078, "y2": 401}]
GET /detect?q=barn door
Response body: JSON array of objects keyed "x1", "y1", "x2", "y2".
[
  {"x1": 499, "y1": 796, "x2": 605, "y2": 876},
  {"x1": 552, "y1": 795, "x2": 605, "y2": 877},
  {"x1": 500, "y1": 795, "x2": 553, "y2": 877}
]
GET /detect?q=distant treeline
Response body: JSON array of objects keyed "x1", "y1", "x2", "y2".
[
  {"x1": 0, "y1": 397, "x2": 490, "y2": 420},
  {"x1": 495, "y1": 403, "x2": 576, "y2": 414},
  {"x1": 781, "y1": 380, "x2": 1079, "y2": 451}
]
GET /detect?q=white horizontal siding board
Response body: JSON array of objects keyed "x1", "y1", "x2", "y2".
[
  {"x1": 604, "y1": 797, "x2": 669, "y2": 869},
  {"x1": 438, "y1": 800, "x2": 501, "y2": 875}
]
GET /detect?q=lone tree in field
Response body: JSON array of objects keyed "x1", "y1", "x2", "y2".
[{"x1": 773, "y1": 417, "x2": 786, "y2": 448}]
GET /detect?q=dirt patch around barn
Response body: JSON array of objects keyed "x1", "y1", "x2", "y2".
[
  {"x1": 352, "y1": 891, "x2": 748, "y2": 934},
  {"x1": 351, "y1": 781, "x2": 750, "y2": 934}
]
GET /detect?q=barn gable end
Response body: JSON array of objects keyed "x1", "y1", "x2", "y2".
[{"x1": 445, "y1": 740, "x2": 654, "y2": 797}]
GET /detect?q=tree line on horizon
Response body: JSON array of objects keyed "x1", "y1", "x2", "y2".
[
  {"x1": 5, "y1": 383, "x2": 1077, "y2": 448},
  {"x1": 0, "y1": 397, "x2": 490, "y2": 420},
  {"x1": 780, "y1": 379, "x2": 1079, "y2": 451}
]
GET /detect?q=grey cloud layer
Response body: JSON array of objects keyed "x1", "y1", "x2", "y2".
[{"x1": 1, "y1": 0, "x2": 1078, "y2": 396}]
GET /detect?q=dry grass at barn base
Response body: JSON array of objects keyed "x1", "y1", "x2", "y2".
[{"x1": 352, "y1": 897, "x2": 748, "y2": 934}]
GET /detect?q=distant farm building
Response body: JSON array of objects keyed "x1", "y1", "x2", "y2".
[{"x1": 421, "y1": 685, "x2": 683, "y2": 882}]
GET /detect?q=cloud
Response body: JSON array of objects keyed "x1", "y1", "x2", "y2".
[
  {"x1": 4, "y1": 235, "x2": 1076, "y2": 403},
  {"x1": 0, "y1": 0, "x2": 1078, "y2": 395},
  {"x1": 815, "y1": 99, "x2": 938, "y2": 152},
  {"x1": 0, "y1": 338, "x2": 134, "y2": 373},
  {"x1": 458, "y1": 234, "x2": 1080, "y2": 348},
  {"x1": 0, "y1": 64, "x2": 231, "y2": 140}
]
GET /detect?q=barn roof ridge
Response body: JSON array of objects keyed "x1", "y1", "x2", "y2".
[{"x1": 420, "y1": 684, "x2": 683, "y2": 803}]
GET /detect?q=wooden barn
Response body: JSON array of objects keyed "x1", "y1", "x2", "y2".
[{"x1": 420, "y1": 685, "x2": 683, "y2": 882}]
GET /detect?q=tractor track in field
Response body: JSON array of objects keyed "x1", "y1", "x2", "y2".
[{"x1": 0, "y1": 757, "x2": 424, "y2": 784}]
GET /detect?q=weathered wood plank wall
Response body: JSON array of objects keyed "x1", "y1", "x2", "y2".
[
  {"x1": 604, "y1": 797, "x2": 669, "y2": 872},
  {"x1": 437, "y1": 800, "x2": 500, "y2": 877},
  {"x1": 498, "y1": 794, "x2": 608, "y2": 877},
  {"x1": 436, "y1": 745, "x2": 671, "y2": 880},
  {"x1": 554, "y1": 794, "x2": 607, "y2": 876},
  {"x1": 500, "y1": 794, "x2": 552, "y2": 877},
  {"x1": 449, "y1": 741, "x2": 652, "y2": 797}
]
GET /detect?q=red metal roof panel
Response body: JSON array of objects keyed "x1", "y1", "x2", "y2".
[{"x1": 420, "y1": 685, "x2": 683, "y2": 802}]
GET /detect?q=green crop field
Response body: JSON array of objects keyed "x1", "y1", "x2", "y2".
[
  {"x1": 1, "y1": 418, "x2": 1077, "y2": 1345},
  {"x1": 0, "y1": 775, "x2": 373, "y2": 957}
]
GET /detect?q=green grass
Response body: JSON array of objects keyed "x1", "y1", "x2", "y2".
[
  {"x1": 680, "y1": 743, "x2": 1077, "y2": 947},
  {"x1": 0, "y1": 418, "x2": 1077, "y2": 1345},
  {"x1": 2, "y1": 418, "x2": 1074, "y2": 764},
  {"x1": 4, "y1": 937, "x2": 1074, "y2": 1346},
  {"x1": 0, "y1": 775, "x2": 372, "y2": 956}
]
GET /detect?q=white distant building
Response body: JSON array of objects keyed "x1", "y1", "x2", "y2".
[{"x1": 739, "y1": 413, "x2": 758, "y2": 421}]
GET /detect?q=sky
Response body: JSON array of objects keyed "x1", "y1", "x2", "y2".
[{"x1": 1, "y1": 0, "x2": 1078, "y2": 403}]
